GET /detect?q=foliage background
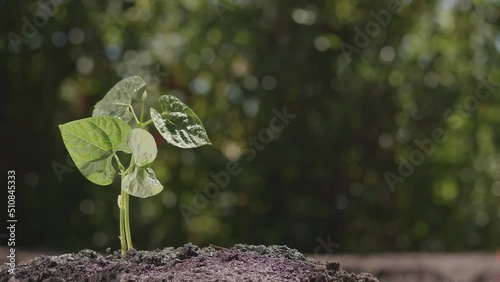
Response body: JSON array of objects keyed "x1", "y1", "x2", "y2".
[{"x1": 1, "y1": 0, "x2": 500, "y2": 254}]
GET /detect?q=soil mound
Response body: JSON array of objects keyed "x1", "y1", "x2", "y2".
[{"x1": 0, "y1": 244, "x2": 378, "y2": 282}]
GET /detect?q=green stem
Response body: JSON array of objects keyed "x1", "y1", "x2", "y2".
[
  {"x1": 129, "y1": 105, "x2": 140, "y2": 125},
  {"x1": 119, "y1": 191, "x2": 126, "y2": 256},
  {"x1": 117, "y1": 154, "x2": 132, "y2": 256},
  {"x1": 140, "y1": 97, "x2": 146, "y2": 124},
  {"x1": 114, "y1": 154, "x2": 125, "y2": 172},
  {"x1": 138, "y1": 119, "x2": 153, "y2": 128},
  {"x1": 124, "y1": 192, "x2": 133, "y2": 249}
]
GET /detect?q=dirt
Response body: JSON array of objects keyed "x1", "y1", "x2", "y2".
[
  {"x1": 311, "y1": 253, "x2": 500, "y2": 282},
  {"x1": 0, "y1": 244, "x2": 378, "y2": 282}
]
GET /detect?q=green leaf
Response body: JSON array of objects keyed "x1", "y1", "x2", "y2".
[
  {"x1": 59, "y1": 116, "x2": 132, "y2": 186},
  {"x1": 92, "y1": 76, "x2": 146, "y2": 122},
  {"x1": 150, "y1": 95, "x2": 211, "y2": 148},
  {"x1": 122, "y1": 167, "x2": 163, "y2": 198},
  {"x1": 127, "y1": 128, "x2": 157, "y2": 167}
]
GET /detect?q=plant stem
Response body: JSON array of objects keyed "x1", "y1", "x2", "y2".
[
  {"x1": 114, "y1": 154, "x2": 125, "y2": 172},
  {"x1": 124, "y1": 192, "x2": 133, "y2": 249},
  {"x1": 138, "y1": 119, "x2": 153, "y2": 128},
  {"x1": 119, "y1": 180, "x2": 134, "y2": 255},
  {"x1": 117, "y1": 155, "x2": 133, "y2": 256},
  {"x1": 129, "y1": 105, "x2": 140, "y2": 124},
  {"x1": 140, "y1": 95, "x2": 146, "y2": 123},
  {"x1": 119, "y1": 192, "x2": 126, "y2": 256}
]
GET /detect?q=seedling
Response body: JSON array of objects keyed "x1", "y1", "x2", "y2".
[{"x1": 58, "y1": 76, "x2": 211, "y2": 255}]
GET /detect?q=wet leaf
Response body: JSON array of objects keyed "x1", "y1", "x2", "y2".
[
  {"x1": 92, "y1": 76, "x2": 146, "y2": 122},
  {"x1": 150, "y1": 95, "x2": 211, "y2": 148},
  {"x1": 122, "y1": 167, "x2": 163, "y2": 198}
]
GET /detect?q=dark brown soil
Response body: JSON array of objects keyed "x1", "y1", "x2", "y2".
[{"x1": 0, "y1": 244, "x2": 378, "y2": 282}]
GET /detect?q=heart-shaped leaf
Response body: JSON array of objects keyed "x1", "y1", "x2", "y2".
[
  {"x1": 122, "y1": 167, "x2": 163, "y2": 198},
  {"x1": 127, "y1": 128, "x2": 157, "y2": 167},
  {"x1": 150, "y1": 95, "x2": 211, "y2": 148},
  {"x1": 59, "y1": 116, "x2": 132, "y2": 185},
  {"x1": 92, "y1": 76, "x2": 146, "y2": 122}
]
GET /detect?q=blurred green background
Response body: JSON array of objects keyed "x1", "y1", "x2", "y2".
[{"x1": 2, "y1": 0, "x2": 500, "y2": 254}]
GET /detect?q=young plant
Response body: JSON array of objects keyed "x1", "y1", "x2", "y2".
[{"x1": 58, "y1": 76, "x2": 211, "y2": 255}]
